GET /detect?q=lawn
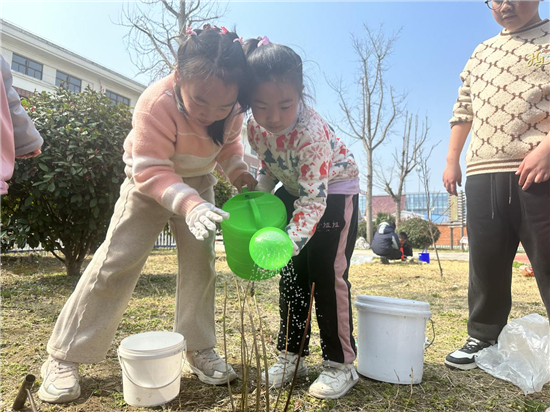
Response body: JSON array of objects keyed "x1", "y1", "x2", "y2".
[{"x1": 1, "y1": 250, "x2": 549, "y2": 411}]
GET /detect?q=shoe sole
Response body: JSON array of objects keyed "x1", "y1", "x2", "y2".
[
  {"x1": 308, "y1": 377, "x2": 359, "y2": 399},
  {"x1": 444, "y1": 359, "x2": 478, "y2": 370},
  {"x1": 262, "y1": 367, "x2": 308, "y2": 389},
  {"x1": 183, "y1": 362, "x2": 238, "y2": 385},
  {"x1": 37, "y1": 362, "x2": 81, "y2": 403}
]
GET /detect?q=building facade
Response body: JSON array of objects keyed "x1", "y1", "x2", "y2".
[
  {"x1": 1, "y1": 19, "x2": 260, "y2": 177},
  {"x1": 1, "y1": 19, "x2": 146, "y2": 104}
]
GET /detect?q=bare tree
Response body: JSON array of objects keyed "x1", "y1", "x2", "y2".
[
  {"x1": 374, "y1": 113, "x2": 430, "y2": 225},
  {"x1": 418, "y1": 147, "x2": 444, "y2": 277},
  {"x1": 329, "y1": 25, "x2": 403, "y2": 243},
  {"x1": 117, "y1": 0, "x2": 227, "y2": 82}
]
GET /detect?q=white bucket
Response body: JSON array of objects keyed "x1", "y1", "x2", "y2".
[
  {"x1": 354, "y1": 295, "x2": 432, "y2": 385},
  {"x1": 118, "y1": 331, "x2": 186, "y2": 407}
]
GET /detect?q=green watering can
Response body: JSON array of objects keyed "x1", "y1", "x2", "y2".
[{"x1": 221, "y1": 189, "x2": 293, "y2": 280}]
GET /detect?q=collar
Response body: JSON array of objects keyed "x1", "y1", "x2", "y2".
[{"x1": 500, "y1": 18, "x2": 549, "y2": 36}]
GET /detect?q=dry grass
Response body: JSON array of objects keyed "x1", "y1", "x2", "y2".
[{"x1": 1, "y1": 250, "x2": 549, "y2": 411}]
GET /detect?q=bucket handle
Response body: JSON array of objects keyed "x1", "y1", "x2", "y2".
[
  {"x1": 118, "y1": 343, "x2": 187, "y2": 390},
  {"x1": 425, "y1": 319, "x2": 436, "y2": 350}
]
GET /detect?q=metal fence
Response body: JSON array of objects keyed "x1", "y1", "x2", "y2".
[{"x1": 4, "y1": 227, "x2": 177, "y2": 254}]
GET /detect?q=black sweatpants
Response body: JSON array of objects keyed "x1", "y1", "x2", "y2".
[
  {"x1": 275, "y1": 187, "x2": 358, "y2": 364},
  {"x1": 466, "y1": 173, "x2": 550, "y2": 342}
]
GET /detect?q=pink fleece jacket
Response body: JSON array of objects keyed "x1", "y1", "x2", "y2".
[{"x1": 123, "y1": 72, "x2": 248, "y2": 216}]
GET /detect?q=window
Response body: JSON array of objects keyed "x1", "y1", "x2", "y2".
[
  {"x1": 249, "y1": 166, "x2": 258, "y2": 177},
  {"x1": 11, "y1": 54, "x2": 43, "y2": 80},
  {"x1": 56, "y1": 71, "x2": 82, "y2": 93},
  {"x1": 250, "y1": 147, "x2": 257, "y2": 156},
  {"x1": 106, "y1": 90, "x2": 130, "y2": 106}
]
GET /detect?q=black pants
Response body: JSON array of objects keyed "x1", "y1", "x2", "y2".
[
  {"x1": 466, "y1": 173, "x2": 550, "y2": 342},
  {"x1": 275, "y1": 187, "x2": 358, "y2": 364},
  {"x1": 385, "y1": 249, "x2": 403, "y2": 260}
]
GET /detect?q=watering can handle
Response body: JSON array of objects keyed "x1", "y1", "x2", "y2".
[{"x1": 241, "y1": 188, "x2": 263, "y2": 229}]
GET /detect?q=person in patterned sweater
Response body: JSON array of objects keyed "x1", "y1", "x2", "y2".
[
  {"x1": 244, "y1": 36, "x2": 360, "y2": 399},
  {"x1": 443, "y1": 0, "x2": 550, "y2": 371}
]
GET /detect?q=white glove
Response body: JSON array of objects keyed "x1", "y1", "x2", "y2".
[{"x1": 186, "y1": 202, "x2": 230, "y2": 241}]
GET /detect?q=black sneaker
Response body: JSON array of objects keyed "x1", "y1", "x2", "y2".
[
  {"x1": 380, "y1": 256, "x2": 390, "y2": 265},
  {"x1": 445, "y1": 337, "x2": 493, "y2": 370}
]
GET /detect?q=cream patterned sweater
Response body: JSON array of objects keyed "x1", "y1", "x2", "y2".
[{"x1": 450, "y1": 19, "x2": 550, "y2": 176}]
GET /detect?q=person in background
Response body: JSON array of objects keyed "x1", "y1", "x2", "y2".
[
  {"x1": 399, "y1": 231, "x2": 413, "y2": 261},
  {"x1": 1, "y1": 54, "x2": 43, "y2": 195},
  {"x1": 372, "y1": 221, "x2": 401, "y2": 264}
]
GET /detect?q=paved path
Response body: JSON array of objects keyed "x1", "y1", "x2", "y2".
[{"x1": 215, "y1": 241, "x2": 529, "y2": 265}]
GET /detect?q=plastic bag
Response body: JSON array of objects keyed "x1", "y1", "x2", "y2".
[{"x1": 476, "y1": 314, "x2": 550, "y2": 394}]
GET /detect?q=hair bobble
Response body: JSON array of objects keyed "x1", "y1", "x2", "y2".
[
  {"x1": 186, "y1": 26, "x2": 197, "y2": 36},
  {"x1": 221, "y1": 26, "x2": 229, "y2": 35},
  {"x1": 233, "y1": 37, "x2": 244, "y2": 46},
  {"x1": 258, "y1": 36, "x2": 270, "y2": 47}
]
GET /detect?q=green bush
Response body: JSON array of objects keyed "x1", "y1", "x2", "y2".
[
  {"x1": 357, "y1": 220, "x2": 367, "y2": 239},
  {"x1": 213, "y1": 171, "x2": 234, "y2": 209},
  {"x1": 1, "y1": 87, "x2": 132, "y2": 276},
  {"x1": 374, "y1": 212, "x2": 395, "y2": 227},
  {"x1": 398, "y1": 218, "x2": 441, "y2": 249}
]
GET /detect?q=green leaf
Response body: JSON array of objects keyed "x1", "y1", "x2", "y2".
[
  {"x1": 39, "y1": 163, "x2": 49, "y2": 172},
  {"x1": 47, "y1": 182, "x2": 55, "y2": 192},
  {"x1": 90, "y1": 198, "x2": 97, "y2": 208}
]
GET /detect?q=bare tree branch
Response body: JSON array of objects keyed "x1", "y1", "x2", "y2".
[
  {"x1": 374, "y1": 113, "x2": 433, "y2": 225},
  {"x1": 116, "y1": 0, "x2": 227, "y2": 82},
  {"x1": 328, "y1": 25, "x2": 403, "y2": 243}
]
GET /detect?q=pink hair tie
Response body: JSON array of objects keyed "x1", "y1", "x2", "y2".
[
  {"x1": 233, "y1": 37, "x2": 244, "y2": 46},
  {"x1": 258, "y1": 36, "x2": 270, "y2": 47},
  {"x1": 186, "y1": 27, "x2": 197, "y2": 36},
  {"x1": 221, "y1": 26, "x2": 229, "y2": 35}
]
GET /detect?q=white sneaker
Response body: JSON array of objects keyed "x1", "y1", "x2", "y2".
[
  {"x1": 183, "y1": 348, "x2": 237, "y2": 385},
  {"x1": 308, "y1": 362, "x2": 359, "y2": 399},
  {"x1": 37, "y1": 356, "x2": 81, "y2": 403},
  {"x1": 261, "y1": 352, "x2": 307, "y2": 388}
]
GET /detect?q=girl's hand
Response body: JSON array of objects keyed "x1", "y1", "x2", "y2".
[
  {"x1": 234, "y1": 172, "x2": 258, "y2": 193},
  {"x1": 443, "y1": 162, "x2": 462, "y2": 196},
  {"x1": 16, "y1": 149, "x2": 41, "y2": 159},
  {"x1": 186, "y1": 202, "x2": 229, "y2": 241},
  {"x1": 516, "y1": 139, "x2": 550, "y2": 191}
]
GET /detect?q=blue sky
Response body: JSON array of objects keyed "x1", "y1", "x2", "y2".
[{"x1": 2, "y1": 1, "x2": 549, "y2": 194}]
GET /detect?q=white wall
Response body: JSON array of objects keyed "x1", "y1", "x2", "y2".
[{"x1": 1, "y1": 21, "x2": 145, "y2": 105}]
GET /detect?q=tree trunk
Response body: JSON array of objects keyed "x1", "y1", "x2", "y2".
[
  {"x1": 65, "y1": 255, "x2": 84, "y2": 277},
  {"x1": 366, "y1": 150, "x2": 373, "y2": 244},
  {"x1": 395, "y1": 197, "x2": 402, "y2": 227}
]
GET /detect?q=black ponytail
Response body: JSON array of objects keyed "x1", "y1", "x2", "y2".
[
  {"x1": 176, "y1": 26, "x2": 249, "y2": 145},
  {"x1": 243, "y1": 38, "x2": 304, "y2": 107}
]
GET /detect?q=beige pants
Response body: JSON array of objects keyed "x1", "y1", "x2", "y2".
[{"x1": 47, "y1": 175, "x2": 218, "y2": 363}]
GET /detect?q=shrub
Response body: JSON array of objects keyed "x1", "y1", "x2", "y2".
[
  {"x1": 357, "y1": 220, "x2": 367, "y2": 239},
  {"x1": 398, "y1": 218, "x2": 440, "y2": 249},
  {"x1": 374, "y1": 212, "x2": 395, "y2": 227},
  {"x1": 213, "y1": 171, "x2": 234, "y2": 209},
  {"x1": 1, "y1": 87, "x2": 132, "y2": 276}
]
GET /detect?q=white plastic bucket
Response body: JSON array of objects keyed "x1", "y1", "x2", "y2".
[
  {"x1": 118, "y1": 331, "x2": 186, "y2": 407},
  {"x1": 354, "y1": 295, "x2": 431, "y2": 385}
]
